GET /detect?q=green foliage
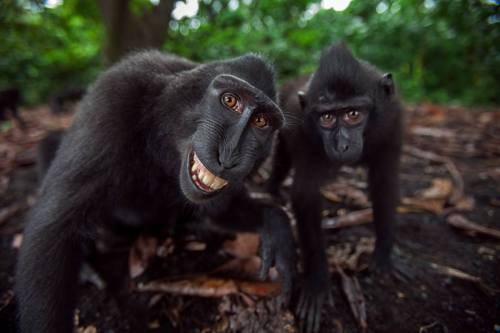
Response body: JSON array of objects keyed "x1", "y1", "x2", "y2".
[
  {"x1": 0, "y1": 0, "x2": 498, "y2": 105},
  {"x1": 165, "y1": 0, "x2": 500, "y2": 105},
  {"x1": 0, "y1": 0, "x2": 103, "y2": 105}
]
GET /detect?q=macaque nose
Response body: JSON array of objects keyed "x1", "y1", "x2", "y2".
[
  {"x1": 219, "y1": 158, "x2": 238, "y2": 169},
  {"x1": 340, "y1": 143, "x2": 349, "y2": 153},
  {"x1": 218, "y1": 151, "x2": 238, "y2": 169}
]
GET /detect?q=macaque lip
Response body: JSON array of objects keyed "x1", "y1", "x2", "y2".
[{"x1": 188, "y1": 150, "x2": 228, "y2": 194}]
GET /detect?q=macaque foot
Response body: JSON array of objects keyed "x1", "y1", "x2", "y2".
[
  {"x1": 295, "y1": 275, "x2": 334, "y2": 333},
  {"x1": 370, "y1": 249, "x2": 415, "y2": 283}
]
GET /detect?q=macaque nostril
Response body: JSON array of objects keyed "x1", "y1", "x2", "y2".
[
  {"x1": 218, "y1": 156, "x2": 238, "y2": 169},
  {"x1": 222, "y1": 161, "x2": 237, "y2": 169},
  {"x1": 342, "y1": 145, "x2": 349, "y2": 152}
]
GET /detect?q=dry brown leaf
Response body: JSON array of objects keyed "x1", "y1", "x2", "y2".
[
  {"x1": 238, "y1": 280, "x2": 282, "y2": 297},
  {"x1": 327, "y1": 238, "x2": 374, "y2": 271},
  {"x1": 77, "y1": 325, "x2": 97, "y2": 333},
  {"x1": 418, "y1": 178, "x2": 453, "y2": 200},
  {"x1": 214, "y1": 256, "x2": 262, "y2": 278},
  {"x1": 223, "y1": 233, "x2": 260, "y2": 258},
  {"x1": 452, "y1": 196, "x2": 475, "y2": 211},
  {"x1": 129, "y1": 235, "x2": 159, "y2": 278},
  {"x1": 321, "y1": 189, "x2": 342, "y2": 203},
  {"x1": 321, "y1": 184, "x2": 370, "y2": 208},
  {"x1": 185, "y1": 241, "x2": 207, "y2": 251},
  {"x1": 217, "y1": 295, "x2": 297, "y2": 333},
  {"x1": 404, "y1": 146, "x2": 465, "y2": 205},
  {"x1": 400, "y1": 197, "x2": 445, "y2": 215},
  {"x1": 412, "y1": 103, "x2": 446, "y2": 125}
]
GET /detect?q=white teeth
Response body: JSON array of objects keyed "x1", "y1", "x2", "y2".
[
  {"x1": 211, "y1": 177, "x2": 227, "y2": 190},
  {"x1": 190, "y1": 152, "x2": 228, "y2": 192},
  {"x1": 204, "y1": 173, "x2": 215, "y2": 186}
]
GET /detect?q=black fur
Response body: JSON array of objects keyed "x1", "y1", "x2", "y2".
[
  {"x1": 267, "y1": 43, "x2": 403, "y2": 333},
  {"x1": 16, "y1": 51, "x2": 296, "y2": 333},
  {"x1": 0, "y1": 88, "x2": 25, "y2": 127}
]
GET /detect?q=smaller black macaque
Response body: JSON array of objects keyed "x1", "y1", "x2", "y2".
[
  {"x1": 267, "y1": 42, "x2": 404, "y2": 333},
  {"x1": 0, "y1": 87, "x2": 25, "y2": 128}
]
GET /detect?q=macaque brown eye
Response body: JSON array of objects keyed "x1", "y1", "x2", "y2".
[
  {"x1": 320, "y1": 113, "x2": 336, "y2": 127},
  {"x1": 253, "y1": 114, "x2": 269, "y2": 128},
  {"x1": 344, "y1": 109, "x2": 363, "y2": 124},
  {"x1": 221, "y1": 93, "x2": 240, "y2": 112}
]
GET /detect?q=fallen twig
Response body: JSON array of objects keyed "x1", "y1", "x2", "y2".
[
  {"x1": 136, "y1": 275, "x2": 281, "y2": 298},
  {"x1": 429, "y1": 262, "x2": 498, "y2": 295},
  {"x1": 337, "y1": 266, "x2": 367, "y2": 333},
  {"x1": 429, "y1": 262, "x2": 481, "y2": 283},
  {"x1": 322, "y1": 208, "x2": 373, "y2": 229},
  {"x1": 418, "y1": 321, "x2": 449, "y2": 333},
  {"x1": 446, "y1": 214, "x2": 500, "y2": 240}
]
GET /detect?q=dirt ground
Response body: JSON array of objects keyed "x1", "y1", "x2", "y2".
[{"x1": 0, "y1": 104, "x2": 499, "y2": 333}]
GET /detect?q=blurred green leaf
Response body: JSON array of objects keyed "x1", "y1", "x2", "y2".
[{"x1": 0, "y1": 0, "x2": 498, "y2": 106}]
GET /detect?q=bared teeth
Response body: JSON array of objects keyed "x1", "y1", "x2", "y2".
[
  {"x1": 190, "y1": 152, "x2": 228, "y2": 192},
  {"x1": 203, "y1": 173, "x2": 213, "y2": 186},
  {"x1": 211, "y1": 177, "x2": 226, "y2": 190}
]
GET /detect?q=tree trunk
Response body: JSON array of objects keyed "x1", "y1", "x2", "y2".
[{"x1": 98, "y1": 0, "x2": 175, "y2": 66}]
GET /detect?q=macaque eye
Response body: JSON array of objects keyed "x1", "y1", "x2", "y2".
[
  {"x1": 221, "y1": 93, "x2": 240, "y2": 112},
  {"x1": 252, "y1": 114, "x2": 269, "y2": 129},
  {"x1": 344, "y1": 109, "x2": 363, "y2": 125},
  {"x1": 319, "y1": 113, "x2": 336, "y2": 128}
]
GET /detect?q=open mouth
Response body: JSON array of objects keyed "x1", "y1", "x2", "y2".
[{"x1": 189, "y1": 151, "x2": 228, "y2": 193}]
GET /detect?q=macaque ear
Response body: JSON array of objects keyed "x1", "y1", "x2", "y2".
[
  {"x1": 297, "y1": 91, "x2": 306, "y2": 109},
  {"x1": 380, "y1": 73, "x2": 395, "y2": 96}
]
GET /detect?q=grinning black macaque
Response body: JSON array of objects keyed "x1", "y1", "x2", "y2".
[
  {"x1": 16, "y1": 51, "x2": 296, "y2": 333},
  {"x1": 0, "y1": 87, "x2": 25, "y2": 128},
  {"x1": 267, "y1": 43, "x2": 403, "y2": 333}
]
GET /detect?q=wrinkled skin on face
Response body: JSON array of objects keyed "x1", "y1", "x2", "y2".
[
  {"x1": 298, "y1": 68, "x2": 395, "y2": 165},
  {"x1": 300, "y1": 92, "x2": 371, "y2": 164},
  {"x1": 179, "y1": 74, "x2": 283, "y2": 203}
]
